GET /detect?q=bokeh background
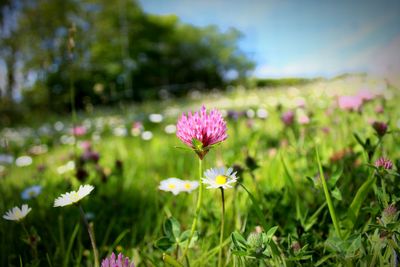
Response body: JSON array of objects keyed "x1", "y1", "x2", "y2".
[{"x1": 1, "y1": 0, "x2": 399, "y2": 126}]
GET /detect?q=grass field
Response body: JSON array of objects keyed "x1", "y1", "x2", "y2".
[{"x1": 1, "y1": 75, "x2": 399, "y2": 266}]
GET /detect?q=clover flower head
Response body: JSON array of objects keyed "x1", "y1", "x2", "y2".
[
  {"x1": 54, "y1": 184, "x2": 94, "y2": 207},
  {"x1": 101, "y1": 252, "x2": 135, "y2": 267},
  {"x1": 375, "y1": 157, "x2": 393, "y2": 170},
  {"x1": 176, "y1": 106, "x2": 228, "y2": 159},
  {"x1": 372, "y1": 121, "x2": 388, "y2": 137},
  {"x1": 337, "y1": 96, "x2": 363, "y2": 111},
  {"x1": 281, "y1": 110, "x2": 295, "y2": 126},
  {"x1": 202, "y1": 167, "x2": 238, "y2": 190},
  {"x1": 3, "y1": 204, "x2": 31, "y2": 221}
]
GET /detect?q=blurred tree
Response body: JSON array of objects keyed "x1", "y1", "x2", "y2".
[{"x1": 1, "y1": 0, "x2": 254, "y2": 114}]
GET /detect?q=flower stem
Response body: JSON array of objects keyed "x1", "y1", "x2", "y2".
[
  {"x1": 78, "y1": 204, "x2": 99, "y2": 267},
  {"x1": 180, "y1": 158, "x2": 203, "y2": 261},
  {"x1": 316, "y1": 148, "x2": 342, "y2": 239},
  {"x1": 218, "y1": 187, "x2": 225, "y2": 267}
]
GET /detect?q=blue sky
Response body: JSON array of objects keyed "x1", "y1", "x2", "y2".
[{"x1": 138, "y1": 0, "x2": 400, "y2": 78}]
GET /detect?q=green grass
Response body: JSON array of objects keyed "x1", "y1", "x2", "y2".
[{"x1": 1, "y1": 75, "x2": 400, "y2": 266}]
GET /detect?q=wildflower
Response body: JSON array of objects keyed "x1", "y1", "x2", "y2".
[
  {"x1": 141, "y1": 131, "x2": 153, "y2": 140},
  {"x1": 372, "y1": 121, "x2": 388, "y2": 137},
  {"x1": 149, "y1": 113, "x2": 163, "y2": 123},
  {"x1": 281, "y1": 110, "x2": 295, "y2": 126},
  {"x1": 337, "y1": 96, "x2": 362, "y2": 112},
  {"x1": 54, "y1": 184, "x2": 94, "y2": 207},
  {"x1": 101, "y1": 252, "x2": 135, "y2": 267},
  {"x1": 3, "y1": 204, "x2": 31, "y2": 221},
  {"x1": 202, "y1": 167, "x2": 238, "y2": 190},
  {"x1": 298, "y1": 114, "x2": 310, "y2": 125},
  {"x1": 381, "y1": 204, "x2": 398, "y2": 225},
  {"x1": 256, "y1": 108, "x2": 268, "y2": 119},
  {"x1": 176, "y1": 106, "x2": 227, "y2": 159},
  {"x1": 131, "y1": 122, "x2": 143, "y2": 136},
  {"x1": 158, "y1": 178, "x2": 198, "y2": 195},
  {"x1": 357, "y1": 89, "x2": 375, "y2": 102},
  {"x1": 375, "y1": 157, "x2": 393, "y2": 170},
  {"x1": 15, "y1": 156, "x2": 33, "y2": 167},
  {"x1": 21, "y1": 185, "x2": 42, "y2": 200},
  {"x1": 57, "y1": 161, "x2": 75, "y2": 174},
  {"x1": 164, "y1": 124, "x2": 176, "y2": 134},
  {"x1": 72, "y1": 126, "x2": 87, "y2": 136}
]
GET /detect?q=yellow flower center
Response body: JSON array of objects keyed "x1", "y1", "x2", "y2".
[
  {"x1": 168, "y1": 184, "x2": 176, "y2": 189},
  {"x1": 15, "y1": 210, "x2": 22, "y2": 219},
  {"x1": 216, "y1": 175, "x2": 227, "y2": 185},
  {"x1": 184, "y1": 183, "x2": 191, "y2": 189},
  {"x1": 70, "y1": 192, "x2": 80, "y2": 202}
]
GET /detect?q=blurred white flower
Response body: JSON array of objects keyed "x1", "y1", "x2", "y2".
[
  {"x1": 246, "y1": 109, "x2": 255, "y2": 118},
  {"x1": 3, "y1": 204, "x2": 31, "y2": 221},
  {"x1": 141, "y1": 131, "x2": 153, "y2": 140},
  {"x1": 164, "y1": 124, "x2": 176, "y2": 134},
  {"x1": 256, "y1": 108, "x2": 268, "y2": 119},
  {"x1": 149, "y1": 113, "x2": 163, "y2": 123},
  {"x1": 113, "y1": 127, "x2": 127, "y2": 137},
  {"x1": 158, "y1": 178, "x2": 199, "y2": 195},
  {"x1": 57, "y1": 161, "x2": 75, "y2": 174},
  {"x1": 16, "y1": 156, "x2": 33, "y2": 167},
  {"x1": 54, "y1": 185, "x2": 94, "y2": 207}
]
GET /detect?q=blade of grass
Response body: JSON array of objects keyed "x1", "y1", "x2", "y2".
[
  {"x1": 315, "y1": 147, "x2": 342, "y2": 239},
  {"x1": 63, "y1": 223, "x2": 80, "y2": 267}
]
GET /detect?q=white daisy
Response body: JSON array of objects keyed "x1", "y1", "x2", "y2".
[
  {"x1": 158, "y1": 178, "x2": 199, "y2": 195},
  {"x1": 180, "y1": 180, "x2": 199, "y2": 193},
  {"x1": 159, "y1": 178, "x2": 184, "y2": 195},
  {"x1": 3, "y1": 204, "x2": 32, "y2": 221},
  {"x1": 54, "y1": 184, "x2": 94, "y2": 207},
  {"x1": 202, "y1": 167, "x2": 238, "y2": 190}
]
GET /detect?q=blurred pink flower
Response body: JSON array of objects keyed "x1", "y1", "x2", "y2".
[
  {"x1": 375, "y1": 104, "x2": 384, "y2": 114},
  {"x1": 101, "y1": 252, "x2": 134, "y2": 267},
  {"x1": 372, "y1": 121, "x2": 388, "y2": 137},
  {"x1": 298, "y1": 114, "x2": 310, "y2": 125},
  {"x1": 337, "y1": 96, "x2": 362, "y2": 112},
  {"x1": 72, "y1": 126, "x2": 86, "y2": 136},
  {"x1": 357, "y1": 89, "x2": 376, "y2": 102},
  {"x1": 80, "y1": 141, "x2": 92, "y2": 151},
  {"x1": 177, "y1": 106, "x2": 227, "y2": 159},
  {"x1": 375, "y1": 157, "x2": 393, "y2": 170},
  {"x1": 281, "y1": 110, "x2": 295, "y2": 126}
]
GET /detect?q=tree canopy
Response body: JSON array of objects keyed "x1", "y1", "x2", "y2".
[{"x1": 0, "y1": 0, "x2": 254, "y2": 115}]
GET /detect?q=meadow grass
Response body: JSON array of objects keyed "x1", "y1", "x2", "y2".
[{"x1": 1, "y1": 75, "x2": 399, "y2": 266}]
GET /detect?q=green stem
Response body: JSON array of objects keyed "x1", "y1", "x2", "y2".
[
  {"x1": 218, "y1": 188, "x2": 225, "y2": 267},
  {"x1": 78, "y1": 204, "x2": 99, "y2": 267},
  {"x1": 316, "y1": 148, "x2": 342, "y2": 239},
  {"x1": 180, "y1": 158, "x2": 203, "y2": 261}
]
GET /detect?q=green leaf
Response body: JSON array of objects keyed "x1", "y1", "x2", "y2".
[
  {"x1": 155, "y1": 237, "x2": 175, "y2": 251},
  {"x1": 179, "y1": 230, "x2": 198, "y2": 248},
  {"x1": 331, "y1": 187, "x2": 342, "y2": 201},
  {"x1": 345, "y1": 174, "x2": 376, "y2": 235},
  {"x1": 162, "y1": 253, "x2": 183, "y2": 267},
  {"x1": 192, "y1": 138, "x2": 203, "y2": 150},
  {"x1": 327, "y1": 165, "x2": 343, "y2": 188},
  {"x1": 239, "y1": 183, "x2": 270, "y2": 231},
  {"x1": 163, "y1": 217, "x2": 181, "y2": 241},
  {"x1": 265, "y1": 226, "x2": 278, "y2": 240},
  {"x1": 231, "y1": 231, "x2": 248, "y2": 251},
  {"x1": 353, "y1": 132, "x2": 365, "y2": 148}
]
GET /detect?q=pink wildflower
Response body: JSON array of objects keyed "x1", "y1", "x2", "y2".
[
  {"x1": 375, "y1": 157, "x2": 393, "y2": 170},
  {"x1": 101, "y1": 252, "x2": 134, "y2": 267},
  {"x1": 281, "y1": 110, "x2": 295, "y2": 126},
  {"x1": 176, "y1": 106, "x2": 227, "y2": 159},
  {"x1": 298, "y1": 114, "x2": 310, "y2": 125},
  {"x1": 372, "y1": 121, "x2": 388, "y2": 137},
  {"x1": 337, "y1": 96, "x2": 362, "y2": 112},
  {"x1": 357, "y1": 89, "x2": 375, "y2": 102},
  {"x1": 72, "y1": 126, "x2": 86, "y2": 136}
]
